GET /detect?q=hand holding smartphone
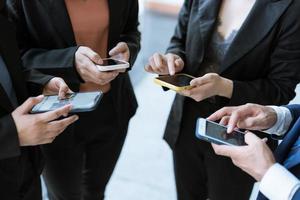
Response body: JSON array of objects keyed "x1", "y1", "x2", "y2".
[
  {"x1": 97, "y1": 58, "x2": 129, "y2": 72},
  {"x1": 31, "y1": 92, "x2": 103, "y2": 114},
  {"x1": 154, "y1": 73, "x2": 195, "y2": 92}
]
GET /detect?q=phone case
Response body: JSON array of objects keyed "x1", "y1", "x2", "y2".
[
  {"x1": 97, "y1": 59, "x2": 129, "y2": 72},
  {"x1": 31, "y1": 92, "x2": 103, "y2": 114},
  {"x1": 154, "y1": 73, "x2": 195, "y2": 92}
]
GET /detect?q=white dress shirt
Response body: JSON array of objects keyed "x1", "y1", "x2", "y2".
[{"x1": 258, "y1": 106, "x2": 300, "y2": 200}]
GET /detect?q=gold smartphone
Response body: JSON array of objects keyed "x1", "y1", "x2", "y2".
[{"x1": 154, "y1": 73, "x2": 195, "y2": 92}]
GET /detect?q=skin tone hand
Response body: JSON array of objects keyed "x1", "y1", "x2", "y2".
[
  {"x1": 75, "y1": 46, "x2": 119, "y2": 85},
  {"x1": 212, "y1": 132, "x2": 276, "y2": 181},
  {"x1": 145, "y1": 53, "x2": 184, "y2": 75},
  {"x1": 109, "y1": 42, "x2": 130, "y2": 73},
  {"x1": 179, "y1": 73, "x2": 233, "y2": 102},
  {"x1": 207, "y1": 104, "x2": 278, "y2": 133},
  {"x1": 12, "y1": 95, "x2": 79, "y2": 146},
  {"x1": 43, "y1": 77, "x2": 73, "y2": 99}
]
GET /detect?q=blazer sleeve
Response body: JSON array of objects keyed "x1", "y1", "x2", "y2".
[
  {"x1": 286, "y1": 105, "x2": 300, "y2": 127},
  {"x1": 228, "y1": 6, "x2": 300, "y2": 106},
  {"x1": 119, "y1": 0, "x2": 141, "y2": 67},
  {"x1": 6, "y1": 1, "x2": 82, "y2": 87},
  {"x1": 0, "y1": 114, "x2": 20, "y2": 160},
  {"x1": 165, "y1": 0, "x2": 192, "y2": 63},
  {"x1": 292, "y1": 189, "x2": 300, "y2": 200}
]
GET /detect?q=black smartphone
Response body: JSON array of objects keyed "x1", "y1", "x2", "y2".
[
  {"x1": 31, "y1": 92, "x2": 103, "y2": 114},
  {"x1": 154, "y1": 73, "x2": 195, "y2": 92},
  {"x1": 196, "y1": 118, "x2": 246, "y2": 146}
]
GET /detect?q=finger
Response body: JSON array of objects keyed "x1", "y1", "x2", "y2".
[
  {"x1": 244, "y1": 132, "x2": 261, "y2": 145},
  {"x1": 207, "y1": 107, "x2": 236, "y2": 121},
  {"x1": 211, "y1": 143, "x2": 238, "y2": 157},
  {"x1": 39, "y1": 104, "x2": 72, "y2": 122},
  {"x1": 153, "y1": 53, "x2": 163, "y2": 68},
  {"x1": 81, "y1": 48, "x2": 103, "y2": 64},
  {"x1": 18, "y1": 95, "x2": 44, "y2": 114},
  {"x1": 47, "y1": 115, "x2": 79, "y2": 138},
  {"x1": 219, "y1": 116, "x2": 230, "y2": 126},
  {"x1": 167, "y1": 55, "x2": 176, "y2": 75},
  {"x1": 175, "y1": 58, "x2": 184, "y2": 70},
  {"x1": 144, "y1": 64, "x2": 154, "y2": 73},
  {"x1": 109, "y1": 42, "x2": 127, "y2": 56},
  {"x1": 262, "y1": 138, "x2": 268, "y2": 143},
  {"x1": 150, "y1": 56, "x2": 163, "y2": 73},
  {"x1": 58, "y1": 81, "x2": 71, "y2": 100},
  {"x1": 190, "y1": 74, "x2": 213, "y2": 86}
]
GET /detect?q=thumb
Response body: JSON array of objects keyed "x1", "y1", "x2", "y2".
[
  {"x1": 18, "y1": 95, "x2": 44, "y2": 114},
  {"x1": 244, "y1": 132, "x2": 260, "y2": 145},
  {"x1": 58, "y1": 82, "x2": 73, "y2": 99}
]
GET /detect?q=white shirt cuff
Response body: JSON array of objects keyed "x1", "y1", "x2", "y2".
[
  {"x1": 259, "y1": 163, "x2": 300, "y2": 200},
  {"x1": 265, "y1": 106, "x2": 293, "y2": 136}
]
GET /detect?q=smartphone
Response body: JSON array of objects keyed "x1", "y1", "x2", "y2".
[
  {"x1": 154, "y1": 73, "x2": 195, "y2": 92},
  {"x1": 196, "y1": 118, "x2": 246, "y2": 146},
  {"x1": 31, "y1": 92, "x2": 103, "y2": 114},
  {"x1": 97, "y1": 58, "x2": 129, "y2": 72}
]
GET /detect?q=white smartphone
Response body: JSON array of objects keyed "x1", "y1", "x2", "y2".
[
  {"x1": 196, "y1": 118, "x2": 246, "y2": 146},
  {"x1": 97, "y1": 58, "x2": 129, "y2": 72},
  {"x1": 31, "y1": 92, "x2": 103, "y2": 114}
]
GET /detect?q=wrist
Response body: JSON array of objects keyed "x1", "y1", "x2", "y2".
[{"x1": 219, "y1": 78, "x2": 233, "y2": 98}]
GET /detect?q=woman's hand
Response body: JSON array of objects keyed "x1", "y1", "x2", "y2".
[
  {"x1": 180, "y1": 73, "x2": 233, "y2": 102},
  {"x1": 109, "y1": 42, "x2": 130, "y2": 62},
  {"x1": 75, "y1": 46, "x2": 119, "y2": 85},
  {"x1": 43, "y1": 77, "x2": 73, "y2": 99},
  {"x1": 145, "y1": 53, "x2": 184, "y2": 75},
  {"x1": 212, "y1": 132, "x2": 276, "y2": 181}
]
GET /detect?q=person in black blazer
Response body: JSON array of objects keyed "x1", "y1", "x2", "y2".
[
  {"x1": 145, "y1": 0, "x2": 300, "y2": 199},
  {"x1": 6, "y1": 1, "x2": 140, "y2": 199},
  {"x1": 0, "y1": 2, "x2": 78, "y2": 199},
  {"x1": 209, "y1": 104, "x2": 300, "y2": 200}
]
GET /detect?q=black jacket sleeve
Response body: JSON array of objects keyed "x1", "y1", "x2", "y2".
[
  {"x1": 166, "y1": 0, "x2": 193, "y2": 64},
  {"x1": 119, "y1": 0, "x2": 141, "y2": 67},
  {"x1": 0, "y1": 114, "x2": 20, "y2": 160},
  {"x1": 227, "y1": 4, "x2": 300, "y2": 106},
  {"x1": 6, "y1": 1, "x2": 82, "y2": 87}
]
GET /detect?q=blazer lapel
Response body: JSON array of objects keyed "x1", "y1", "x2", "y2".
[
  {"x1": 220, "y1": 0, "x2": 292, "y2": 73},
  {"x1": 188, "y1": 0, "x2": 221, "y2": 74},
  {"x1": 41, "y1": 0, "x2": 76, "y2": 46}
]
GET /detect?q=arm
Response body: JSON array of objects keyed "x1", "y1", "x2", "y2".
[
  {"x1": 6, "y1": 0, "x2": 81, "y2": 86},
  {"x1": 259, "y1": 164, "x2": 300, "y2": 200},
  {"x1": 166, "y1": 0, "x2": 193, "y2": 64},
  {"x1": 118, "y1": 0, "x2": 141, "y2": 66},
  {"x1": 0, "y1": 114, "x2": 20, "y2": 160},
  {"x1": 228, "y1": 8, "x2": 300, "y2": 106}
]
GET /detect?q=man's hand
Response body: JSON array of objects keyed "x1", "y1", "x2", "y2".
[
  {"x1": 145, "y1": 53, "x2": 184, "y2": 75},
  {"x1": 43, "y1": 77, "x2": 73, "y2": 99},
  {"x1": 12, "y1": 95, "x2": 79, "y2": 146},
  {"x1": 208, "y1": 104, "x2": 278, "y2": 133},
  {"x1": 179, "y1": 73, "x2": 233, "y2": 101},
  {"x1": 212, "y1": 132, "x2": 276, "y2": 181},
  {"x1": 75, "y1": 46, "x2": 119, "y2": 85}
]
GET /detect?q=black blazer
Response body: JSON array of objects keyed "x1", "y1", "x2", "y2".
[
  {"x1": 0, "y1": 14, "x2": 52, "y2": 199},
  {"x1": 7, "y1": 0, "x2": 141, "y2": 128},
  {"x1": 164, "y1": 0, "x2": 300, "y2": 148}
]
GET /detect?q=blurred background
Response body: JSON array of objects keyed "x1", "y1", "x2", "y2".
[{"x1": 43, "y1": 0, "x2": 300, "y2": 199}]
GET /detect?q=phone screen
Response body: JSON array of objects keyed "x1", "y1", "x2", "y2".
[
  {"x1": 205, "y1": 121, "x2": 246, "y2": 146},
  {"x1": 100, "y1": 59, "x2": 124, "y2": 66},
  {"x1": 157, "y1": 74, "x2": 194, "y2": 87}
]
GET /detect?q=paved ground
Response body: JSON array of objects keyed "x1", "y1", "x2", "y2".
[{"x1": 42, "y1": 10, "x2": 300, "y2": 200}]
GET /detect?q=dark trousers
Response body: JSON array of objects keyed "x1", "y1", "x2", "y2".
[
  {"x1": 42, "y1": 92, "x2": 128, "y2": 200},
  {"x1": 173, "y1": 101, "x2": 255, "y2": 200},
  {"x1": 0, "y1": 150, "x2": 42, "y2": 200}
]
